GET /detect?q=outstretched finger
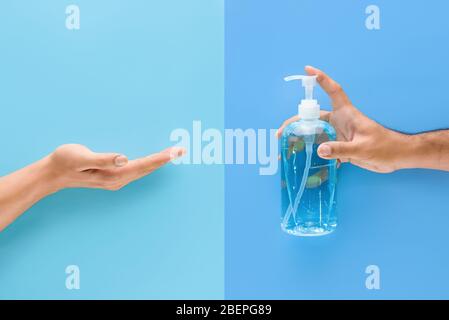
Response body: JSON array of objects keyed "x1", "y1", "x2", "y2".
[
  {"x1": 305, "y1": 65, "x2": 351, "y2": 109},
  {"x1": 121, "y1": 146, "x2": 186, "y2": 179}
]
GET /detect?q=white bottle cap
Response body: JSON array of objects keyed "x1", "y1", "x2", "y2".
[
  {"x1": 284, "y1": 75, "x2": 320, "y2": 120},
  {"x1": 299, "y1": 99, "x2": 320, "y2": 120}
]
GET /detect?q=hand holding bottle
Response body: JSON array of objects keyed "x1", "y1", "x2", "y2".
[
  {"x1": 278, "y1": 66, "x2": 449, "y2": 173},
  {"x1": 0, "y1": 144, "x2": 186, "y2": 231}
]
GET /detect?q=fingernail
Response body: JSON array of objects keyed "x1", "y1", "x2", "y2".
[
  {"x1": 318, "y1": 144, "x2": 331, "y2": 157},
  {"x1": 114, "y1": 155, "x2": 128, "y2": 167},
  {"x1": 169, "y1": 147, "x2": 186, "y2": 160}
]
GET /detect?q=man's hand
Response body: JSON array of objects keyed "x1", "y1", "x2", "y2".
[{"x1": 277, "y1": 66, "x2": 415, "y2": 173}]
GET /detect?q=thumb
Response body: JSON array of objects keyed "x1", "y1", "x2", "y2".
[
  {"x1": 317, "y1": 141, "x2": 357, "y2": 160},
  {"x1": 87, "y1": 152, "x2": 129, "y2": 169}
]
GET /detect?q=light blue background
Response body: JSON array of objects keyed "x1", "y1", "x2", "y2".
[
  {"x1": 225, "y1": 0, "x2": 449, "y2": 299},
  {"x1": 0, "y1": 0, "x2": 224, "y2": 299}
]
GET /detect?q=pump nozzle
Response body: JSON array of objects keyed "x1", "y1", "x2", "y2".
[
  {"x1": 284, "y1": 75, "x2": 320, "y2": 120},
  {"x1": 284, "y1": 75, "x2": 317, "y2": 100}
]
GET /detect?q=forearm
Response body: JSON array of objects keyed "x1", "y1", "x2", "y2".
[
  {"x1": 395, "y1": 130, "x2": 449, "y2": 171},
  {"x1": 0, "y1": 156, "x2": 59, "y2": 232}
]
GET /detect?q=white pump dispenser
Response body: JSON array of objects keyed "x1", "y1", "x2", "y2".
[
  {"x1": 284, "y1": 75, "x2": 320, "y2": 120},
  {"x1": 281, "y1": 73, "x2": 338, "y2": 236}
]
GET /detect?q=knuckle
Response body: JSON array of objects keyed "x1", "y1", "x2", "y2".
[
  {"x1": 332, "y1": 83, "x2": 343, "y2": 95},
  {"x1": 54, "y1": 143, "x2": 83, "y2": 155},
  {"x1": 52, "y1": 144, "x2": 70, "y2": 157}
]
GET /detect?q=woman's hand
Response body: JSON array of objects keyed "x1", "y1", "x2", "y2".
[
  {"x1": 48, "y1": 144, "x2": 185, "y2": 191},
  {"x1": 0, "y1": 144, "x2": 185, "y2": 231}
]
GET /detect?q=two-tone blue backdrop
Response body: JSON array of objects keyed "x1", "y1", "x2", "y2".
[{"x1": 1, "y1": 0, "x2": 449, "y2": 299}]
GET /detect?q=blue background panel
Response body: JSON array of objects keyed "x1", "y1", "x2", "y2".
[
  {"x1": 0, "y1": 0, "x2": 224, "y2": 299},
  {"x1": 225, "y1": 0, "x2": 449, "y2": 299}
]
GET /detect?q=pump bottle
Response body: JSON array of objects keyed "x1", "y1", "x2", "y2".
[{"x1": 281, "y1": 75, "x2": 338, "y2": 236}]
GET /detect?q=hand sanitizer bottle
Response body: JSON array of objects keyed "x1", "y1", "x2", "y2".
[{"x1": 281, "y1": 75, "x2": 338, "y2": 236}]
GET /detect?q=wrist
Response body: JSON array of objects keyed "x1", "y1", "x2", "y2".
[
  {"x1": 390, "y1": 131, "x2": 426, "y2": 170},
  {"x1": 35, "y1": 155, "x2": 65, "y2": 196}
]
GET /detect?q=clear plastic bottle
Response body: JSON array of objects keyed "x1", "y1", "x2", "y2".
[{"x1": 281, "y1": 75, "x2": 338, "y2": 236}]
